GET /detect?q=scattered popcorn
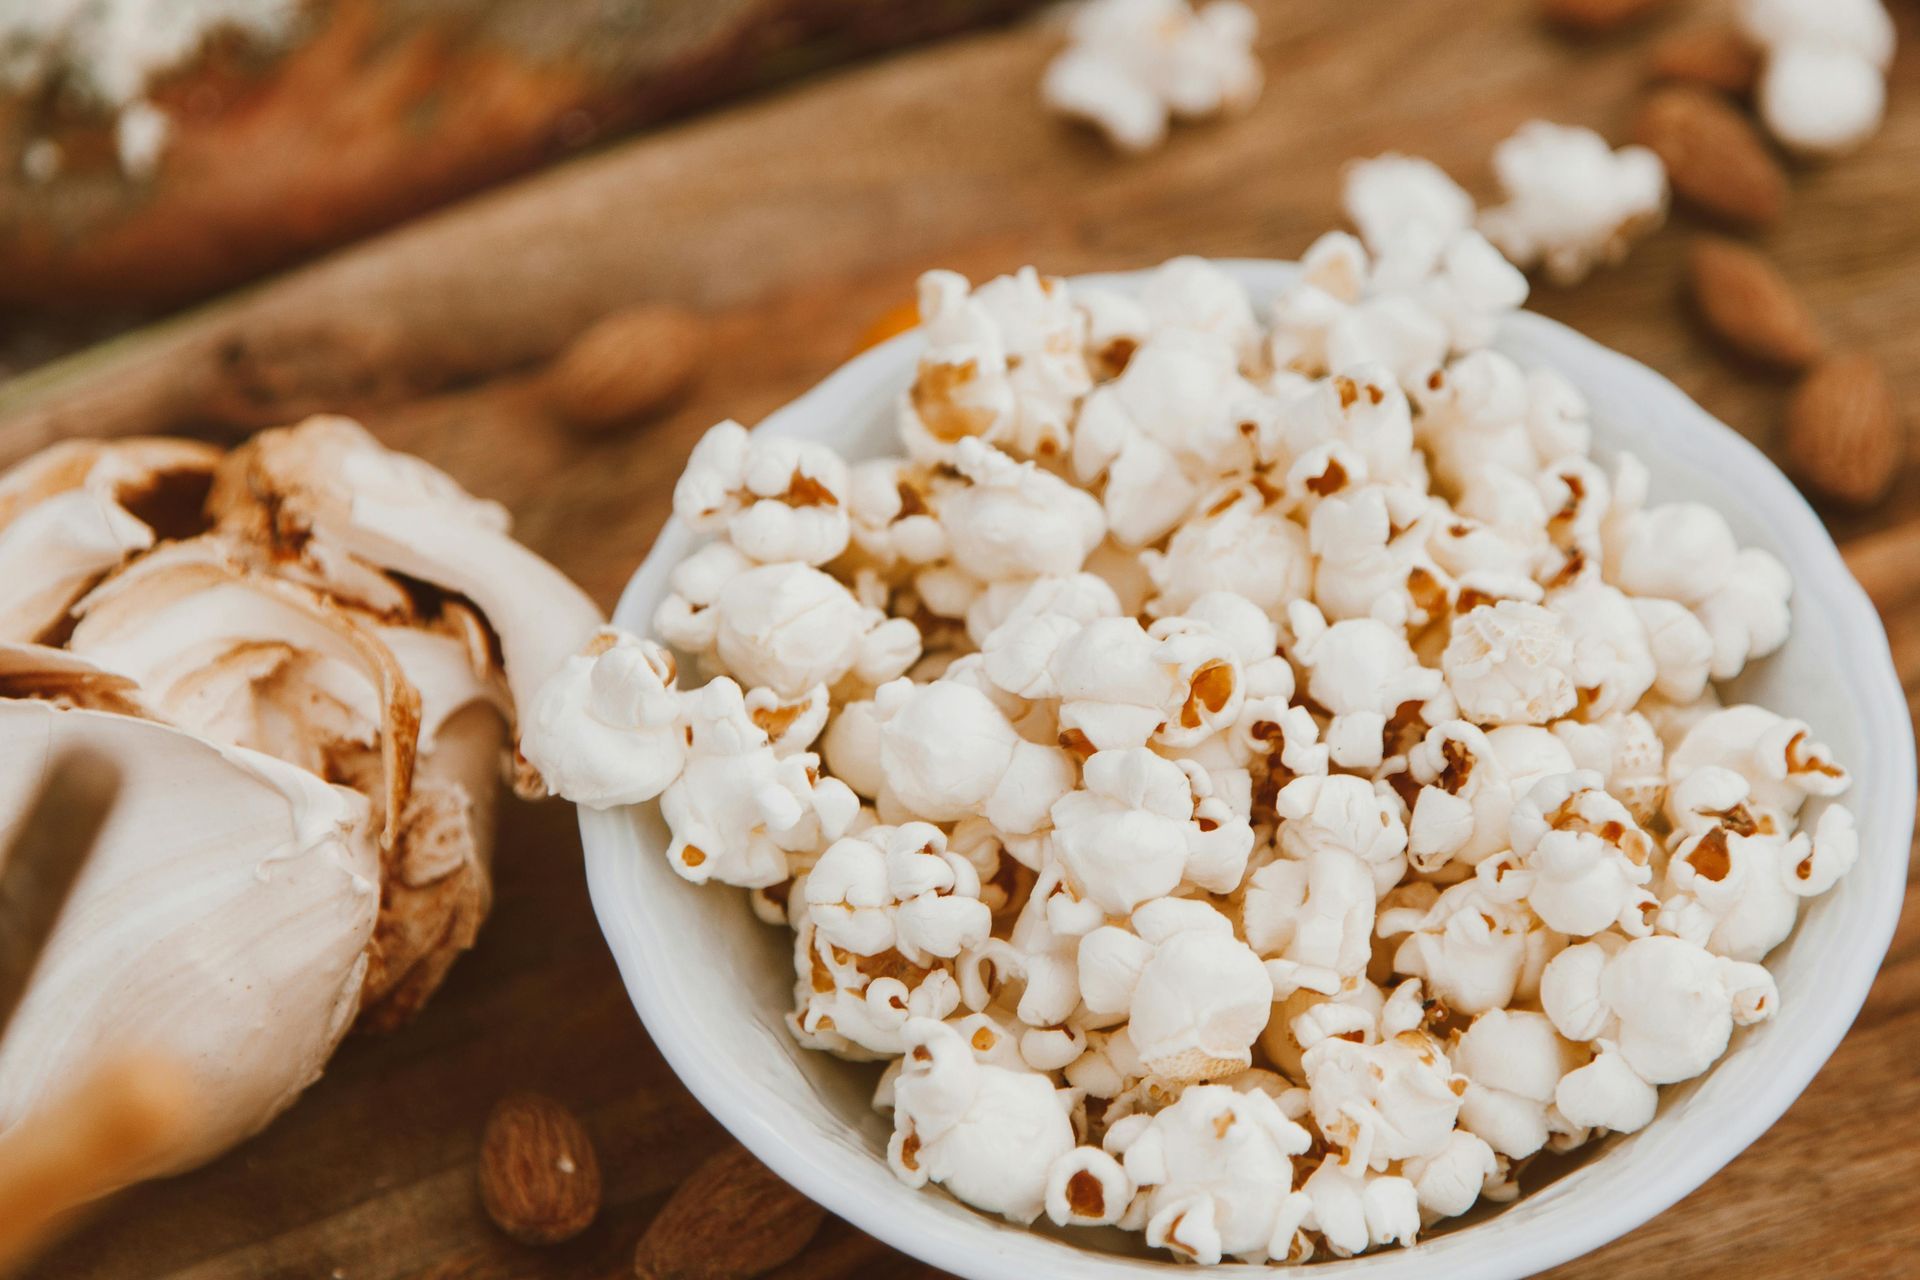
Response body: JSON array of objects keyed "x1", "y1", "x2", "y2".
[
  {"x1": 1478, "y1": 121, "x2": 1668, "y2": 287},
  {"x1": 526, "y1": 248, "x2": 1858, "y2": 1262},
  {"x1": 1041, "y1": 0, "x2": 1262, "y2": 154},
  {"x1": 1738, "y1": 0, "x2": 1895, "y2": 157}
]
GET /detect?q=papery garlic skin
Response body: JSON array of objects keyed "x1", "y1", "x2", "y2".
[{"x1": 530, "y1": 253, "x2": 1857, "y2": 1265}]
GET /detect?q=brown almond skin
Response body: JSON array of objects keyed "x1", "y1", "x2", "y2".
[
  {"x1": 1687, "y1": 236, "x2": 1823, "y2": 370},
  {"x1": 632, "y1": 1143, "x2": 826, "y2": 1280},
  {"x1": 1542, "y1": 0, "x2": 1674, "y2": 33},
  {"x1": 1785, "y1": 354, "x2": 1904, "y2": 508},
  {"x1": 542, "y1": 304, "x2": 708, "y2": 432},
  {"x1": 1650, "y1": 24, "x2": 1762, "y2": 95},
  {"x1": 477, "y1": 1093, "x2": 601, "y2": 1246},
  {"x1": 1635, "y1": 87, "x2": 1786, "y2": 227}
]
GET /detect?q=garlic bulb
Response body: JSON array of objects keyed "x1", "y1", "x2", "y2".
[{"x1": 0, "y1": 417, "x2": 602, "y2": 1176}]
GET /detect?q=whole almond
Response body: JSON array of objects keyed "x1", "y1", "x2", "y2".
[
  {"x1": 1541, "y1": 0, "x2": 1673, "y2": 33},
  {"x1": 542, "y1": 304, "x2": 708, "y2": 432},
  {"x1": 1635, "y1": 87, "x2": 1786, "y2": 227},
  {"x1": 1687, "y1": 236, "x2": 1823, "y2": 370},
  {"x1": 632, "y1": 1142, "x2": 825, "y2": 1280},
  {"x1": 1650, "y1": 24, "x2": 1762, "y2": 95},
  {"x1": 477, "y1": 1093, "x2": 601, "y2": 1246},
  {"x1": 1784, "y1": 354, "x2": 1904, "y2": 508}
]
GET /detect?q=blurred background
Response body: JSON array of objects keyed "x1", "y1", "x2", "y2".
[{"x1": 2, "y1": 1, "x2": 1916, "y2": 1277}]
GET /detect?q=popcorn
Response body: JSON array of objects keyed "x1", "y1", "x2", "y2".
[
  {"x1": 1452, "y1": 1008, "x2": 1584, "y2": 1159},
  {"x1": 660, "y1": 556, "x2": 921, "y2": 699},
  {"x1": 846, "y1": 458, "x2": 947, "y2": 570},
  {"x1": 1050, "y1": 610, "x2": 1262, "y2": 753},
  {"x1": 1138, "y1": 256, "x2": 1265, "y2": 360},
  {"x1": 902, "y1": 268, "x2": 1092, "y2": 463},
  {"x1": 1550, "y1": 580, "x2": 1658, "y2": 720},
  {"x1": 661, "y1": 678, "x2": 857, "y2": 888},
  {"x1": 1073, "y1": 330, "x2": 1270, "y2": 546},
  {"x1": 1604, "y1": 497, "x2": 1792, "y2": 682},
  {"x1": 874, "y1": 677, "x2": 1075, "y2": 834},
  {"x1": 1307, "y1": 483, "x2": 1451, "y2": 629},
  {"x1": 1268, "y1": 232, "x2": 1448, "y2": 391},
  {"x1": 1242, "y1": 842, "x2": 1375, "y2": 999},
  {"x1": 1293, "y1": 1158, "x2": 1421, "y2": 1259},
  {"x1": 1405, "y1": 721, "x2": 1576, "y2": 872},
  {"x1": 976, "y1": 573, "x2": 1121, "y2": 699},
  {"x1": 1666, "y1": 704, "x2": 1849, "y2": 821},
  {"x1": 1739, "y1": 0, "x2": 1894, "y2": 157},
  {"x1": 1112, "y1": 1082, "x2": 1314, "y2": 1264},
  {"x1": 1342, "y1": 154, "x2": 1476, "y2": 289},
  {"x1": 1302, "y1": 1028, "x2": 1464, "y2": 1170},
  {"x1": 791, "y1": 918, "x2": 964, "y2": 1059},
  {"x1": 1377, "y1": 879, "x2": 1561, "y2": 1017},
  {"x1": 522, "y1": 628, "x2": 688, "y2": 809},
  {"x1": 1045, "y1": 1145, "x2": 1135, "y2": 1227},
  {"x1": 673, "y1": 420, "x2": 851, "y2": 566},
  {"x1": 1658, "y1": 767, "x2": 1856, "y2": 962},
  {"x1": 1287, "y1": 600, "x2": 1446, "y2": 769},
  {"x1": 940, "y1": 438, "x2": 1106, "y2": 581},
  {"x1": 1552, "y1": 711, "x2": 1665, "y2": 825},
  {"x1": 1270, "y1": 773, "x2": 1409, "y2": 894},
  {"x1": 1401, "y1": 1128, "x2": 1501, "y2": 1219},
  {"x1": 1442, "y1": 601, "x2": 1578, "y2": 727},
  {"x1": 1478, "y1": 121, "x2": 1667, "y2": 286},
  {"x1": 959, "y1": 863, "x2": 1086, "y2": 1031},
  {"x1": 541, "y1": 253, "x2": 1853, "y2": 1262},
  {"x1": 1342, "y1": 154, "x2": 1528, "y2": 351},
  {"x1": 1541, "y1": 934, "x2": 1777, "y2": 1089},
  {"x1": 887, "y1": 1018, "x2": 1077, "y2": 1223},
  {"x1": 1275, "y1": 365, "x2": 1421, "y2": 489},
  {"x1": 1078, "y1": 897, "x2": 1274, "y2": 1080},
  {"x1": 1497, "y1": 771, "x2": 1658, "y2": 939},
  {"x1": 1041, "y1": 0, "x2": 1262, "y2": 155},
  {"x1": 1141, "y1": 485, "x2": 1311, "y2": 617},
  {"x1": 1053, "y1": 748, "x2": 1254, "y2": 912},
  {"x1": 803, "y1": 823, "x2": 993, "y2": 964}
]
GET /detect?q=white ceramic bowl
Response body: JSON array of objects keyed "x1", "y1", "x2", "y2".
[{"x1": 581, "y1": 260, "x2": 1914, "y2": 1278}]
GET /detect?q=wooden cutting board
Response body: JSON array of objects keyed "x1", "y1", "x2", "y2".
[
  {"x1": 17, "y1": 0, "x2": 1920, "y2": 1276},
  {"x1": 0, "y1": 0, "x2": 1048, "y2": 312}
]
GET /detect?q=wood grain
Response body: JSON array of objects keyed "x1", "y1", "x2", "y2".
[
  {"x1": 0, "y1": 0, "x2": 1049, "y2": 311},
  {"x1": 16, "y1": 0, "x2": 1920, "y2": 1276}
]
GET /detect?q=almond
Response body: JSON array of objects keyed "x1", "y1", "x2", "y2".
[
  {"x1": 1650, "y1": 24, "x2": 1762, "y2": 96},
  {"x1": 1784, "y1": 354, "x2": 1904, "y2": 508},
  {"x1": 1635, "y1": 87, "x2": 1786, "y2": 227},
  {"x1": 632, "y1": 1142, "x2": 826, "y2": 1280},
  {"x1": 1541, "y1": 0, "x2": 1674, "y2": 33},
  {"x1": 1687, "y1": 236, "x2": 1823, "y2": 370},
  {"x1": 476, "y1": 1092, "x2": 601, "y2": 1246},
  {"x1": 542, "y1": 303, "x2": 708, "y2": 432}
]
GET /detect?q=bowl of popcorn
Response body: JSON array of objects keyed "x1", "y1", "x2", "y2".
[{"x1": 531, "y1": 170, "x2": 1913, "y2": 1276}]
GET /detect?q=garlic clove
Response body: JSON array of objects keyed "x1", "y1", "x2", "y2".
[
  {"x1": 66, "y1": 538, "x2": 424, "y2": 850},
  {"x1": 205, "y1": 417, "x2": 604, "y2": 793},
  {"x1": 0, "y1": 700, "x2": 379, "y2": 1181}
]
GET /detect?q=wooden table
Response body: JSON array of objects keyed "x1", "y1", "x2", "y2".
[{"x1": 20, "y1": 1, "x2": 1920, "y2": 1275}]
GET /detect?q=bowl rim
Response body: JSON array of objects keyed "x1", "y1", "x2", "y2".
[{"x1": 582, "y1": 258, "x2": 1915, "y2": 1278}]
